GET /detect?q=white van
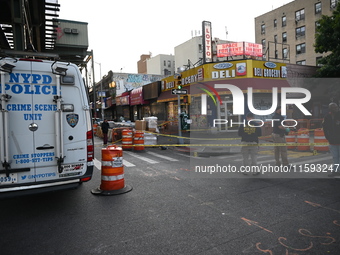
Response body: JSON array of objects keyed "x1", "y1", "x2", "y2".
[{"x1": 0, "y1": 57, "x2": 94, "y2": 197}]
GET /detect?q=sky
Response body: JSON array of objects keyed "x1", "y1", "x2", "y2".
[{"x1": 58, "y1": 0, "x2": 294, "y2": 82}]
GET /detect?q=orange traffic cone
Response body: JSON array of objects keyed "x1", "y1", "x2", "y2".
[{"x1": 91, "y1": 145, "x2": 132, "y2": 195}]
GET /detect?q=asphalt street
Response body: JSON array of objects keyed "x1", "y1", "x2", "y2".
[{"x1": 1, "y1": 135, "x2": 340, "y2": 255}]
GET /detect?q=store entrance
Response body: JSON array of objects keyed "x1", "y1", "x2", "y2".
[{"x1": 217, "y1": 101, "x2": 242, "y2": 132}]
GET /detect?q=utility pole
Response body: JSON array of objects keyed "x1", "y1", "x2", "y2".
[{"x1": 91, "y1": 50, "x2": 97, "y2": 120}]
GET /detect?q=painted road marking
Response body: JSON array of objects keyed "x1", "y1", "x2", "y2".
[
  {"x1": 93, "y1": 158, "x2": 101, "y2": 170},
  {"x1": 93, "y1": 158, "x2": 136, "y2": 168},
  {"x1": 124, "y1": 151, "x2": 159, "y2": 164},
  {"x1": 146, "y1": 151, "x2": 179, "y2": 161},
  {"x1": 123, "y1": 159, "x2": 136, "y2": 167}
]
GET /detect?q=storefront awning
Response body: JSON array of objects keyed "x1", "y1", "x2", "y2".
[
  {"x1": 130, "y1": 87, "x2": 149, "y2": 105},
  {"x1": 116, "y1": 91, "x2": 130, "y2": 106},
  {"x1": 143, "y1": 81, "x2": 161, "y2": 100},
  {"x1": 157, "y1": 89, "x2": 186, "y2": 103}
]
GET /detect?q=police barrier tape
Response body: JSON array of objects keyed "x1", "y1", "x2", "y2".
[
  {"x1": 97, "y1": 126, "x2": 320, "y2": 141},
  {"x1": 142, "y1": 130, "x2": 321, "y2": 141},
  {"x1": 96, "y1": 128, "x2": 329, "y2": 147},
  {"x1": 143, "y1": 131, "x2": 241, "y2": 140}
]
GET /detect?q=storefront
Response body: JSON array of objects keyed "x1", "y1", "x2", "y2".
[
  {"x1": 143, "y1": 81, "x2": 167, "y2": 122},
  {"x1": 104, "y1": 97, "x2": 114, "y2": 120},
  {"x1": 115, "y1": 91, "x2": 130, "y2": 121},
  {"x1": 160, "y1": 59, "x2": 290, "y2": 131},
  {"x1": 130, "y1": 87, "x2": 149, "y2": 121},
  {"x1": 157, "y1": 89, "x2": 189, "y2": 128}
]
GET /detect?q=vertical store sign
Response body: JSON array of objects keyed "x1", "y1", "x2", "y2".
[{"x1": 202, "y1": 21, "x2": 212, "y2": 63}]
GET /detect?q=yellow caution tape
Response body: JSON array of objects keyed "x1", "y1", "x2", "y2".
[
  {"x1": 143, "y1": 130, "x2": 241, "y2": 140},
  {"x1": 96, "y1": 142, "x2": 329, "y2": 148}
]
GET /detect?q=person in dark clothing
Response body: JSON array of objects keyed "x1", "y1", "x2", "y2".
[
  {"x1": 272, "y1": 106, "x2": 289, "y2": 166},
  {"x1": 322, "y1": 102, "x2": 340, "y2": 176},
  {"x1": 101, "y1": 119, "x2": 110, "y2": 145},
  {"x1": 238, "y1": 112, "x2": 262, "y2": 175}
]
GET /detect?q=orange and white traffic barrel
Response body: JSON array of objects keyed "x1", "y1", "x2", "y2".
[
  {"x1": 297, "y1": 128, "x2": 310, "y2": 151},
  {"x1": 286, "y1": 130, "x2": 296, "y2": 150},
  {"x1": 93, "y1": 124, "x2": 98, "y2": 136},
  {"x1": 314, "y1": 128, "x2": 329, "y2": 152},
  {"x1": 122, "y1": 129, "x2": 133, "y2": 150},
  {"x1": 91, "y1": 145, "x2": 132, "y2": 196},
  {"x1": 134, "y1": 131, "x2": 145, "y2": 151}
]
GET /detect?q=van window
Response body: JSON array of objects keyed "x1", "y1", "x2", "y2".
[{"x1": 61, "y1": 75, "x2": 75, "y2": 85}]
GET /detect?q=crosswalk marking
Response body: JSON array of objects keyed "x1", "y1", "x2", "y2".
[
  {"x1": 124, "y1": 151, "x2": 159, "y2": 164},
  {"x1": 93, "y1": 146, "x2": 333, "y2": 169},
  {"x1": 93, "y1": 158, "x2": 136, "y2": 168},
  {"x1": 123, "y1": 159, "x2": 136, "y2": 167},
  {"x1": 146, "y1": 151, "x2": 179, "y2": 161}
]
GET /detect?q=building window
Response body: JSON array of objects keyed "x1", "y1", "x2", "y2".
[
  {"x1": 283, "y1": 48, "x2": 288, "y2": 59},
  {"x1": 295, "y1": 9, "x2": 305, "y2": 21},
  {"x1": 315, "y1": 2, "x2": 322, "y2": 14},
  {"x1": 164, "y1": 60, "x2": 166, "y2": 66},
  {"x1": 261, "y1": 39, "x2": 266, "y2": 48},
  {"x1": 315, "y1": 21, "x2": 321, "y2": 32},
  {"x1": 296, "y1": 26, "x2": 306, "y2": 38},
  {"x1": 282, "y1": 16, "x2": 286, "y2": 27},
  {"x1": 282, "y1": 32, "x2": 287, "y2": 43},
  {"x1": 198, "y1": 44, "x2": 203, "y2": 53},
  {"x1": 275, "y1": 50, "x2": 278, "y2": 59},
  {"x1": 274, "y1": 19, "x2": 277, "y2": 28},
  {"x1": 274, "y1": 35, "x2": 277, "y2": 42},
  {"x1": 296, "y1": 43, "x2": 306, "y2": 54},
  {"x1": 296, "y1": 60, "x2": 306, "y2": 65},
  {"x1": 168, "y1": 60, "x2": 171, "y2": 68},
  {"x1": 261, "y1": 24, "x2": 265, "y2": 34},
  {"x1": 316, "y1": 56, "x2": 323, "y2": 66},
  {"x1": 331, "y1": 0, "x2": 339, "y2": 9}
]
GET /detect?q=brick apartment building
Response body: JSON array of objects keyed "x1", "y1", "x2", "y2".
[{"x1": 255, "y1": 0, "x2": 338, "y2": 66}]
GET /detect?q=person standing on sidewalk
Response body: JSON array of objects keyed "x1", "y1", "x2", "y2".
[
  {"x1": 322, "y1": 102, "x2": 340, "y2": 177},
  {"x1": 272, "y1": 106, "x2": 289, "y2": 166},
  {"x1": 238, "y1": 112, "x2": 262, "y2": 175},
  {"x1": 101, "y1": 119, "x2": 110, "y2": 146}
]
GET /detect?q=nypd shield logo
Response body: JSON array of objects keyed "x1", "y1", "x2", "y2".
[{"x1": 66, "y1": 114, "x2": 79, "y2": 128}]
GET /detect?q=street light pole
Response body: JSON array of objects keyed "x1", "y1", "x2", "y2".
[
  {"x1": 91, "y1": 50, "x2": 97, "y2": 120},
  {"x1": 94, "y1": 61, "x2": 104, "y2": 120},
  {"x1": 99, "y1": 62, "x2": 104, "y2": 120}
]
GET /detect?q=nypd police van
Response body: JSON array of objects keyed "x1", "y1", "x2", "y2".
[{"x1": 0, "y1": 57, "x2": 94, "y2": 197}]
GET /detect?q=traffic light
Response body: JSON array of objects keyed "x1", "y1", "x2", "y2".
[
  {"x1": 174, "y1": 73, "x2": 182, "y2": 89},
  {"x1": 182, "y1": 95, "x2": 191, "y2": 104}
]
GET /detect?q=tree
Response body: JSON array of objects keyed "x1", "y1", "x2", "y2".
[{"x1": 314, "y1": 3, "x2": 340, "y2": 77}]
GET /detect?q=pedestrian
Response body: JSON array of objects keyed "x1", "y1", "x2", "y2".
[
  {"x1": 101, "y1": 119, "x2": 110, "y2": 146},
  {"x1": 322, "y1": 102, "x2": 340, "y2": 177},
  {"x1": 238, "y1": 112, "x2": 262, "y2": 175},
  {"x1": 272, "y1": 106, "x2": 289, "y2": 166}
]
